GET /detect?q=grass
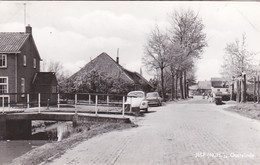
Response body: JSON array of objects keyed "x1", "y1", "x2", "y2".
[{"x1": 224, "y1": 102, "x2": 260, "y2": 120}]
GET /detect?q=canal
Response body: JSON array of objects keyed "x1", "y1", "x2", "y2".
[
  {"x1": 0, "y1": 121, "x2": 71, "y2": 163},
  {"x1": 0, "y1": 140, "x2": 48, "y2": 164}
]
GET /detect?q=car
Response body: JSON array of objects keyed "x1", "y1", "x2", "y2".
[
  {"x1": 146, "y1": 92, "x2": 162, "y2": 106},
  {"x1": 124, "y1": 91, "x2": 149, "y2": 112}
]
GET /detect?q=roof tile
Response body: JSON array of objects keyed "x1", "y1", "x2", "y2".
[{"x1": 0, "y1": 32, "x2": 29, "y2": 53}]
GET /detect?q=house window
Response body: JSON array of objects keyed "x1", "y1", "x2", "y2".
[
  {"x1": 0, "y1": 54, "x2": 7, "y2": 68},
  {"x1": 23, "y1": 55, "x2": 26, "y2": 66},
  {"x1": 0, "y1": 77, "x2": 8, "y2": 94},
  {"x1": 21, "y1": 78, "x2": 25, "y2": 97},
  {"x1": 33, "y1": 58, "x2": 36, "y2": 69}
]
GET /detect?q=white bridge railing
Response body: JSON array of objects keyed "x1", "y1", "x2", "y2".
[{"x1": 0, "y1": 93, "x2": 127, "y2": 117}]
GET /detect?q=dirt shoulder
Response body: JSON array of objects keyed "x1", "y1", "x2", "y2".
[
  {"x1": 11, "y1": 121, "x2": 136, "y2": 165},
  {"x1": 224, "y1": 102, "x2": 260, "y2": 120}
]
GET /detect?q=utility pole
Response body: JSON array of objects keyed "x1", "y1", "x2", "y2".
[{"x1": 24, "y1": 3, "x2": 27, "y2": 26}]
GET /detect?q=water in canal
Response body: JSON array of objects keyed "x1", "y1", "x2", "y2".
[
  {"x1": 0, "y1": 121, "x2": 71, "y2": 164},
  {"x1": 0, "y1": 140, "x2": 48, "y2": 164}
]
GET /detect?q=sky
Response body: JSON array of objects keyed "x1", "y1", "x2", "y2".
[{"x1": 0, "y1": 1, "x2": 260, "y2": 81}]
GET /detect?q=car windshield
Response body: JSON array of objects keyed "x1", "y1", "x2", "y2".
[
  {"x1": 127, "y1": 92, "x2": 144, "y2": 98},
  {"x1": 146, "y1": 92, "x2": 159, "y2": 98}
]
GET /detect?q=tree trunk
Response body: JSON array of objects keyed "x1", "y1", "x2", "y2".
[
  {"x1": 183, "y1": 70, "x2": 187, "y2": 99},
  {"x1": 254, "y1": 76, "x2": 256, "y2": 102},
  {"x1": 160, "y1": 68, "x2": 165, "y2": 101},
  {"x1": 230, "y1": 81, "x2": 234, "y2": 101},
  {"x1": 236, "y1": 80, "x2": 241, "y2": 103},
  {"x1": 179, "y1": 70, "x2": 184, "y2": 99},
  {"x1": 175, "y1": 74, "x2": 178, "y2": 99},
  {"x1": 257, "y1": 76, "x2": 260, "y2": 103},
  {"x1": 241, "y1": 74, "x2": 246, "y2": 102},
  {"x1": 171, "y1": 74, "x2": 175, "y2": 100}
]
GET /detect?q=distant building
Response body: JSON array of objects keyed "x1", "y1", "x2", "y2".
[
  {"x1": 189, "y1": 78, "x2": 230, "y2": 97},
  {"x1": 197, "y1": 81, "x2": 211, "y2": 94},
  {"x1": 70, "y1": 52, "x2": 154, "y2": 93}
]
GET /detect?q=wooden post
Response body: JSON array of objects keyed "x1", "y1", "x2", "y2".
[
  {"x1": 122, "y1": 96, "x2": 125, "y2": 117},
  {"x1": 57, "y1": 93, "x2": 60, "y2": 110},
  {"x1": 75, "y1": 94, "x2": 77, "y2": 114},
  {"x1": 130, "y1": 97, "x2": 132, "y2": 113},
  {"x1": 89, "y1": 94, "x2": 91, "y2": 104},
  {"x1": 8, "y1": 96, "x2": 10, "y2": 111},
  {"x1": 38, "y1": 93, "x2": 41, "y2": 113},
  {"x1": 106, "y1": 95, "x2": 109, "y2": 112},
  {"x1": 27, "y1": 94, "x2": 30, "y2": 109},
  {"x1": 2, "y1": 96, "x2": 4, "y2": 113},
  {"x1": 95, "y1": 95, "x2": 98, "y2": 116}
]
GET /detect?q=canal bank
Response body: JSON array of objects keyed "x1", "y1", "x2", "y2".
[{"x1": 9, "y1": 119, "x2": 136, "y2": 164}]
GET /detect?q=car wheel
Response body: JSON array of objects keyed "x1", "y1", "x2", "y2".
[{"x1": 144, "y1": 108, "x2": 148, "y2": 112}]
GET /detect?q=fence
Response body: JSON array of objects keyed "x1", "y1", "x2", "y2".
[{"x1": 0, "y1": 93, "x2": 128, "y2": 117}]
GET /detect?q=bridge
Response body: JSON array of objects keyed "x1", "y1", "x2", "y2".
[{"x1": 0, "y1": 112, "x2": 130, "y2": 140}]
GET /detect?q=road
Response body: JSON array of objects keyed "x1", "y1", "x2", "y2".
[{"x1": 50, "y1": 97, "x2": 260, "y2": 165}]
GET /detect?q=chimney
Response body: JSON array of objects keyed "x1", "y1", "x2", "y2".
[
  {"x1": 116, "y1": 48, "x2": 119, "y2": 64},
  {"x1": 26, "y1": 24, "x2": 32, "y2": 34}
]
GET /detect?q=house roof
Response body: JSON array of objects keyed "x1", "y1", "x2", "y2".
[
  {"x1": 32, "y1": 72, "x2": 58, "y2": 85},
  {"x1": 70, "y1": 52, "x2": 153, "y2": 89},
  {"x1": 123, "y1": 68, "x2": 153, "y2": 88},
  {"x1": 0, "y1": 32, "x2": 29, "y2": 53},
  {"x1": 189, "y1": 84, "x2": 198, "y2": 90}
]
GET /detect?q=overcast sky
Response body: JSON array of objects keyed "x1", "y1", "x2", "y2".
[{"x1": 0, "y1": 1, "x2": 259, "y2": 81}]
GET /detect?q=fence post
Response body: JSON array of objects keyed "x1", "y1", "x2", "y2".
[
  {"x1": 57, "y1": 93, "x2": 60, "y2": 110},
  {"x1": 95, "y1": 95, "x2": 98, "y2": 116},
  {"x1": 107, "y1": 95, "x2": 109, "y2": 112},
  {"x1": 130, "y1": 97, "x2": 132, "y2": 113},
  {"x1": 89, "y1": 94, "x2": 91, "y2": 104},
  {"x1": 2, "y1": 95, "x2": 4, "y2": 113},
  {"x1": 75, "y1": 94, "x2": 78, "y2": 114},
  {"x1": 8, "y1": 96, "x2": 10, "y2": 111},
  {"x1": 27, "y1": 94, "x2": 30, "y2": 109},
  {"x1": 38, "y1": 93, "x2": 41, "y2": 113},
  {"x1": 122, "y1": 96, "x2": 125, "y2": 117}
]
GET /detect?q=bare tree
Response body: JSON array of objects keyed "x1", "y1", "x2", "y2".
[
  {"x1": 221, "y1": 34, "x2": 256, "y2": 102},
  {"x1": 46, "y1": 61, "x2": 71, "y2": 92},
  {"x1": 143, "y1": 25, "x2": 170, "y2": 101},
  {"x1": 168, "y1": 9, "x2": 207, "y2": 99},
  {"x1": 221, "y1": 34, "x2": 255, "y2": 80}
]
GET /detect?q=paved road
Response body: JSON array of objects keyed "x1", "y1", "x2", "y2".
[{"x1": 50, "y1": 97, "x2": 260, "y2": 165}]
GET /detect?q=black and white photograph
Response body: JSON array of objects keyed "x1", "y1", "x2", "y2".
[{"x1": 0, "y1": 1, "x2": 260, "y2": 164}]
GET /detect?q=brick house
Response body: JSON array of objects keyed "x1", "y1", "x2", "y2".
[
  {"x1": 0, "y1": 25, "x2": 57, "y2": 104},
  {"x1": 70, "y1": 52, "x2": 154, "y2": 93}
]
